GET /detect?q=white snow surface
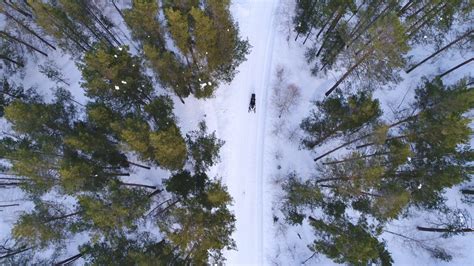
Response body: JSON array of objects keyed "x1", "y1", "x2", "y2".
[{"x1": 1, "y1": 0, "x2": 473, "y2": 265}]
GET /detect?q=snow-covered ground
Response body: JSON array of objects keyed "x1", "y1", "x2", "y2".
[
  {"x1": 195, "y1": 0, "x2": 474, "y2": 265},
  {"x1": 1, "y1": 0, "x2": 473, "y2": 265}
]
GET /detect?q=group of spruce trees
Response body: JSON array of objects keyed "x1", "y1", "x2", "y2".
[
  {"x1": 282, "y1": 0, "x2": 473, "y2": 264},
  {"x1": 294, "y1": 0, "x2": 472, "y2": 95},
  {"x1": 0, "y1": 0, "x2": 248, "y2": 264}
]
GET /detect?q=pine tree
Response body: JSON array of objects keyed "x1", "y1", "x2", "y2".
[
  {"x1": 280, "y1": 172, "x2": 322, "y2": 225},
  {"x1": 12, "y1": 201, "x2": 80, "y2": 248},
  {"x1": 78, "y1": 184, "x2": 151, "y2": 238},
  {"x1": 325, "y1": 13, "x2": 409, "y2": 96},
  {"x1": 301, "y1": 91, "x2": 382, "y2": 148},
  {"x1": 150, "y1": 125, "x2": 187, "y2": 171},
  {"x1": 159, "y1": 178, "x2": 235, "y2": 264},
  {"x1": 80, "y1": 233, "x2": 183, "y2": 265},
  {"x1": 80, "y1": 43, "x2": 153, "y2": 111},
  {"x1": 27, "y1": 0, "x2": 92, "y2": 54},
  {"x1": 186, "y1": 121, "x2": 224, "y2": 173},
  {"x1": 308, "y1": 216, "x2": 392, "y2": 265}
]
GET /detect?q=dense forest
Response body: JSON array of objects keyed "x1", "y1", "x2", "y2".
[
  {"x1": 0, "y1": 0, "x2": 247, "y2": 264},
  {"x1": 279, "y1": 0, "x2": 473, "y2": 264},
  {"x1": 0, "y1": 0, "x2": 473, "y2": 265}
]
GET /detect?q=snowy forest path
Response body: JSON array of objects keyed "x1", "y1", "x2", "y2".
[{"x1": 216, "y1": 0, "x2": 278, "y2": 264}]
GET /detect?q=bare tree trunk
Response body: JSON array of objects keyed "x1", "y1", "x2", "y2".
[
  {"x1": 54, "y1": 253, "x2": 83, "y2": 266},
  {"x1": 0, "y1": 182, "x2": 24, "y2": 186},
  {"x1": 156, "y1": 199, "x2": 180, "y2": 216},
  {"x1": 31, "y1": 4, "x2": 91, "y2": 52},
  {"x1": 406, "y1": 29, "x2": 474, "y2": 73},
  {"x1": 112, "y1": 0, "x2": 126, "y2": 21},
  {"x1": 356, "y1": 135, "x2": 408, "y2": 149},
  {"x1": 119, "y1": 182, "x2": 156, "y2": 190},
  {"x1": 416, "y1": 226, "x2": 474, "y2": 233},
  {"x1": 3, "y1": 0, "x2": 32, "y2": 18},
  {"x1": 45, "y1": 211, "x2": 82, "y2": 223},
  {"x1": 325, "y1": 49, "x2": 372, "y2": 96},
  {"x1": 398, "y1": 0, "x2": 417, "y2": 16},
  {"x1": 0, "y1": 203, "x2": 20, "y2": 208},
  {"x1": 0, "y1": 246, "x2": 32, "y2": 259},
  {"x1": 85, "y1": 4, "x2": 122, "y2": 46},
  {"x1": 0, "y1": 54, "x2": 24, "y2": 67},
  {"x1": 438, "y1": 57, "x2": 474, "y2": 78},
  {"x1": 314, "y1": 115, "x2": 416, "y2": 161},
  {"x1": 296, "y1": 0, "x2": 318, "y2": 42},
  {"x1": 302, "y1": 251, "x2": 317, "y2": 264},
  {"x1": 2, "y1": 10, "x2": 57, "y2": 50},
  {"x1": 319, "y1": 184, "x2": 382, "y2": 197},
  {"x1": 315, "y1": 177, "x2": 342, "y2": 183},
  {"x1": 127, "y1": 161, "x2": 151, "y2": 170},
  {"x1": 406, "y1": 2, "x2": 446, "y2": 37},
  {"x1": 147, "y1": 188, "x2": 163, "y2": 198},
  {"x1": 316, "y1": 8, "x2": 344, "y2": 56},
  {"x1": 461, "y1": 189, "x2": 474, "y2": 195},
  {"x1": 346, "y1": 4, "x2": 392, "y2": 49},
  {"x1": 0, "y1": 31, "x2": 48, "y2": 56},
  {"x1": 346, "y1": 0, "x2": 366, "y2": 24},
  {"x1": 322, "y1": 151, "x2": 389, "y2": 165}
]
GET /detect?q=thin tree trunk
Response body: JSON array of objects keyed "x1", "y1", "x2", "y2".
[
  {"x1": 156, "y1": 199, "x2": 180, "y2": 216},
  {"x1": 398, "y1": 0, "x2": 416, "y2": 16},
  {"x1": 406, "y1": 29, "x2": 474, "y2": 73},
  {"x1": 302, "y1": 27, "x2": 313, "y2": 44},
  {"x1": 316, "y1": 12, "x2": 335, "y2": 39},
  {"x1": 325, "y1": 49, "x2": 372, "y2": 97},
  {"x1": 316, "y1": 8, "x2": 344, "y2": 56},
  {"x1": 2, "y1": 10, "x2": 57, "y2": 50},
  {"x1": 322, "y1": 151, "x2": 389, "y2": 165},
  {"x1": 54, "y1": 253, "x2": 83, "y2": 266},
  {"x1": 127, "y1": 161, "x2": 151, "y2": 170},
  {"x1": 85, "y1": 4, "x2": 122, "y2": 46},
  {"x1": 346, "y1": 4, "x2": 391, "y2": 49},
  {"x1": 346, "y1": 0, "x2": 365, "y2": 24},
  {"x1": 147, "y1": 188, "x2": 163, "y2": 198},
  {"x1": 297, "y1": 0, "x2": 318, "y2": 42},
  {"x1": 438, "y1": 57, "x2": 474, "y2": 78},
  {"x1": 356, "y1": 135, "x2": 408, "y2": 149},
  {"x1": 145, "y1": 198, "x2": 170, "y2": 217},
  {"x1": 319, "y1": 184, "x2": 382, "y2": 197},
  {"x1": 45, "y1": 211, "x2": 82, "y2": 223},
  {"x1": 416, "y1": 226, "x2": 474, "y2": 233},
  {"x1": 314, "y1": 115, "x2": 416, "y2": 161},
  {"x1": 33, "y1": 4, "x2": 91, "y2": 52},
  {"x1": 0, "y1": 203, "x2": 20, "y2": 208},
  {"x1": 112, "y1": 0, "x2": 126, "y2": 21},
  {"x1": 461, "y1": 189, "x2": 474, "y2": 195},
  {"x1": 315, "y1": 177, "x2": 342, "y2": 183},
  {"x1": 4, "y1": 0, "x2": 32, "y2": 18},
  {"x1": 0, "y1": 182, "x2": 24, "y2": 186},
  {"x1": 302, "y1": 251, "x2": 317, "y2": 264},
  {"x1": 119, "y1": 182, "x2": 156, "y2": 190},
  {"x1": 0, "y1": 246, "x2": 32, "y2": 259},
  {"x1": 0, "y1": 54, "x2": 24, "y2": 67},
  {"x1": 0, "y1": 31, "x2": 48, "y2": 56},
  {"x1": 0, "y1": 177, "x2": 27, "y2": 181},
  {"x1": 106, "y1": 172, "x2": 130, "y2": 177},
  {"x1": 406, "y1": 0, "x2": 430, "y2": 20},
  {"x1": 406, "y1": 2, "x2": 446, "y2": 37}
]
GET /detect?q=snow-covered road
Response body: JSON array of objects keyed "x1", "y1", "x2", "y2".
[{"x1": 212, "y1": 1, "x2": 278, "y2": 264}]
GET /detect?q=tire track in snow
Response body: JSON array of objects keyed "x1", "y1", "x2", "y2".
[{"x1": 255, "y1": 1, "x2": 278, "y2": 264}]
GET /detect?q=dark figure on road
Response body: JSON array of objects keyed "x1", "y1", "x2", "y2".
[{"x1": 248, "y1": 93, "x2": 256, "y2": 113}]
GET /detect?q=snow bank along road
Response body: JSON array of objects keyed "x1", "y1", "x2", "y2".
[{"x1": 214, "y1": 0, "x2": 278, "y2": 264}]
